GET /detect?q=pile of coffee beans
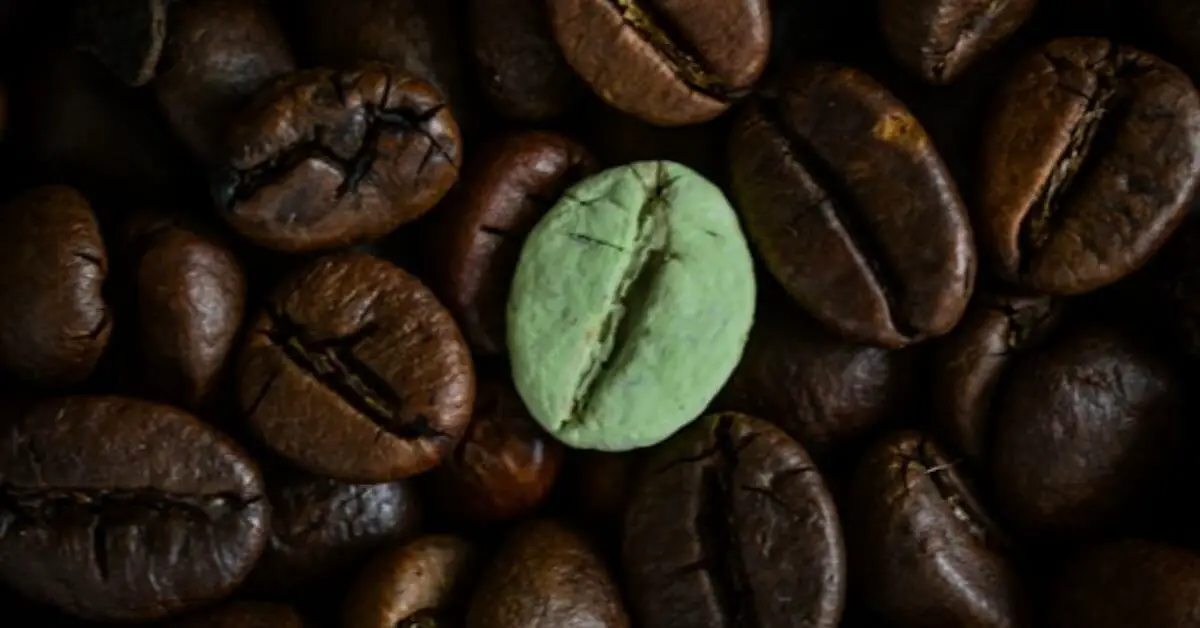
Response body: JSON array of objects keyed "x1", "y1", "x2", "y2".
[{"x1": 3, "y1": 0, "x2": 1200, "y2": 626}]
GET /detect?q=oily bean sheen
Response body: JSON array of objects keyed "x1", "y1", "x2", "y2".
[
  {"x1": 343, "y1": 535, "x2": 476, "y2": 628},
  {"x1": 846, "y1": 431, "x2": 1026, "y2": 628},
  {"x1": 238, "y1": 251, "x2": 475, "y2": 483},
  {"x1": 246, "y1": 468, "x2": 423, "y2": 596},
  {"x1": 548, "y1": 0, "x2": 771, "y2": 126},
  {"x1": 623, "y1": 413, "x2": 845, "y2": 628},
  {"x1": 1048, "y1": 540, "x2": 1200, "y2": 628},
  {"x1": 979, "y1": 37, "x2": 1200, "y2": 294},
  {"x1": 879, "y1": 0, "x2": 1038, "y2": 84},
  {"x1": 214, "y1": 63, "x2": 462, "y2": 253},
  {"x1": 0, "y1": 186, "x2": 110, "y2": 388},
  {"x1": 0, "y1": 396, "x2": 269, "y2": 623},
  {"x1": 166, "y1": 601, "x2": 305, "y2": 628},
  {"x1": 430, "y1": 131, "x2": 596, "y2": 356},
  {"x1": 991, "y1": 323, "x2": 1182, "y2": 538},
  {"x1": 153, "y1": 0, "x2": 296, "y2": 167},
  {"x1": 467, "y1": 520, "x2": 630, "y2": 628},
  {"x1": 930, "y1": 291, "x2": 1062, "y2": 469},
  {"x1": 731, "y1": 63, "x2": 975, "y2": 348}
]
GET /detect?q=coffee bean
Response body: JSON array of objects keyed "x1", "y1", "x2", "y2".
[
  {"x1": 427, "y1": 131, "x2": 595, "y2": 356},
  {"x1": 991, "y1": 323, "x2": 1182, "y2": 538},
  {"x1": 154, "y1": 0, "x2": 296, "y2": 167},
  {"x1": 467, "y1": 520, "x2": 629, "y2": 628},
  {"x1": 213, "y1": 63, "x2": 462, "y2": 253},
  {"x1": 623, "y1": 412, "x2": 845, "y2": 628},
  {"x1": 931, "y1": 290, "x2": 1063, "y2": 468},
  {"x1": 343, "y1": 535, "x2": 476, "y2": 628},
  {"x1": 979, "y1": 37, "x2": 1200, "y2": 294},
  {"x1": 68, "y1": 0, "x2": 167, "y2": 87},
  {"x1": 467, "y1": 0, "x2": 583, "y2": 121},
  {"x1": 0, "y1": 186, "x2": 110, "y2": 388},
  {"x1": 246, "y1": 466, "x2": 423, "y2": 596},
  {"x1": 879, "y1": 0, "x2": 1038, "y2": 84},
  {"x1": 166, "y1": 601, "x2": 305, "y2": 628},
  {"x1": 432, "y1": 375, "x2": 564, "y2": 523},
  {"x1": 238, "y1": 251, "x2": 475, "y2": 482},
  {"x1": 1048, "y1": 540, "x2": 1200, "y2": 628},
  {"x1": 0, "y1": 396, "x2": 269, "y2": 622},
  {"x1": 730, "y1": 63, "x2": 976, "y2": 348},
  {"x1": 548, "y1": 0, "x2": 771, "y2": 126},
  {"x1": 123, "y1": 209, "x2": 246, "y2": 409},
  {"x1": 716, "y1": 286, "x2": 917, "y2": 459},
  {"x1": 1149, "y1": 216, "x2": 1200, "y2": 358},
  {"x1": 845, "y1": 431, "x2": 1027, "y2": 628}
]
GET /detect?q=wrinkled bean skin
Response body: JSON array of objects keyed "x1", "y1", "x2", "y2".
[
  {"x1": 846, "y1": 431, "x2": 1027, "y2": 628},
  {"x1": 991, "y1": 324, "x2": 1183, "y2": 538},
  {"x1": 343, "y1": 535, "x2": 476, "y2": 628},
  {"x1": 1048, "y1": 541, "x2": 1200, "y2": 628},
  {"x1": 731, "y1": 63, "x2": 975, "y2": 348},
  {"x1": 624, "y1": 413, "x2": 845, "y2": 628},
  {"x1": 0, "y1": 396, "x2": 269, "y2": 623},
  {"x1": 0, "y1": 186, "x2": 110, "y2": 388},
  {"x1": 214, "y1": 64, "x2": 462, "y2": 253},
  {"x1": 238, "y1": 252, "x2": 475, "y2": 483},
  {"x1": 979, "y1": 37, "x2": 1200, "y2": 294}
]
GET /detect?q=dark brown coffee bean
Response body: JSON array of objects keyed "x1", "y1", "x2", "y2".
[
  {"x1": 0, "y1": 396, "x2": 269, "y2": 622},
  {"x1": 468, "y1": 520, "x2": 629, "y2": 628},
  {"x1": 930, "y1": 291, "x2": 1062, "y2": 468},
  {"x1": 846, "y1": 431, "x2": 1026, "y2": 628},
  {"x1": 623, "y1": 412, "x2": 845, "y2": 628},
  {"x1": 548, "y1": 0, "x2": 771, "y2": 126},
  {"x1": 1048, "y1": 540, "x2": 1200, "y2": 628},
  {"x1": 124, "y1": 210, "x2": 245, "y2": 409},
  {"x1": 979, "y1": 37, "x2": 1200, "y2": 294},
  {"x1": 296, "y1": 0, "x2": 476, "y2": 133},
  {"x1": 427, "y1": 131, "x2": 595, "y2": 356},
  {"x1": 879, "y1": 0, "x2": 1038, "y2": 84},
  {"x1": 238, "y1": 251, "x2": 475, "y2": 483},
  {"x1": 68, "y1": 0, "x2": 167, "y2": 86},
  {"x1": 246, "y1": 466, "x2": 423, "y2": 597},
  {"x1": 731, "y1": 63, "x2": 975, "y2": 348},
  {"x1": 166, "y1": 601, "x2": 305, "y2": 628},
  {"x1": 432, "y1": 376, "x2": 564, "y2": 523},
  {"x1": 467, "y1": 0, "x2": 582, "y2": 121},
  {"x1": 214, "y1": 63, "x2": 462, "y2": 253},
  {"x1": 0, "y1": 186, "x2": 109, "y2": 388},
  {"x1": 991, "y1": 323, "x2": 1182, "y2": 538},
  {"x1": 716, "y1": 287, "x2": 916, "y2": 458},
  {"x1": 154, "y1": 0, "x2": 295, "y2": 167},
  {"x1": 343, "y1": 535, "x2": 476, "y2": 628}
]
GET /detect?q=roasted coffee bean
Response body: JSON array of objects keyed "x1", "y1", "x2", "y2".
[
  {"x1": 68, "y1": 0, "x2": 168, "y2": 87},
  {"x1": 991, "y1": 323, "x2": 1182, "y2": 538},
  {"x1": 166, "y1": 601, "x2": 305, "y2": 628},
  {"x1": 878, "y1": 0, "x2": 1038, "y2": 84},
  {"x1": 428, "y1": 131, "x2": 595, "y2": 356},
  {"x1": 467, "y1": 0, "x2": 582, "y2": 121},
  {"x1": 246, "y1": 467, "x2": 423, "y2": 596},
  {"x1": 238, "y1": 251, "x2": 474, "y2": 483},
  {"x1": 731, "y1": 63, "x2": 975, "y2": 348},
  {"x1": 1048, "y1": 540, "x2": 1200, "y2": 628},
  {"x1": 123, "y1": 210, "x2": 245, "y2": 409},
  {"x1": 433, "y1": 376, "x2": 564, "y2": 523},
  {"x1": 295, "y1": 0, "x2": 475, "y2": 132},
  {"x1": 0, "y1": 186, "x2": 110, "y2": 388},
  {"x1": 213, "y1": 63, "x2": 462, "y2": 253},
  {"x1": 548, "y1": 0, "x2": 771, "y2": 126},
  {"x1": 845, "y1": 431, "x2": 1026, "y2": 628},
  {"x1": 154, "y1": 0, "x2": 295, "y2": 166},
  {"x1": 979, "y1": 37, "x2": 1200, "y2": 294},
  {"x1": 716, "y1": 286, "x2": 916, "y2": 459},
  {"x1": 467, "y1": 520, "x2": 629, "y2": 628},
  {"x1": 0, "y1": 396, "x2": 269, "y2": 622},
  {"x1": 343, "y1": 535, "x2": 476, "y2": 628},
  {"x1": 931, "y1": 291, "x2": 1062, "y2": 468},
  {"x1": 623, "y1": 412, "x2": 845, "y2": 628}
]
